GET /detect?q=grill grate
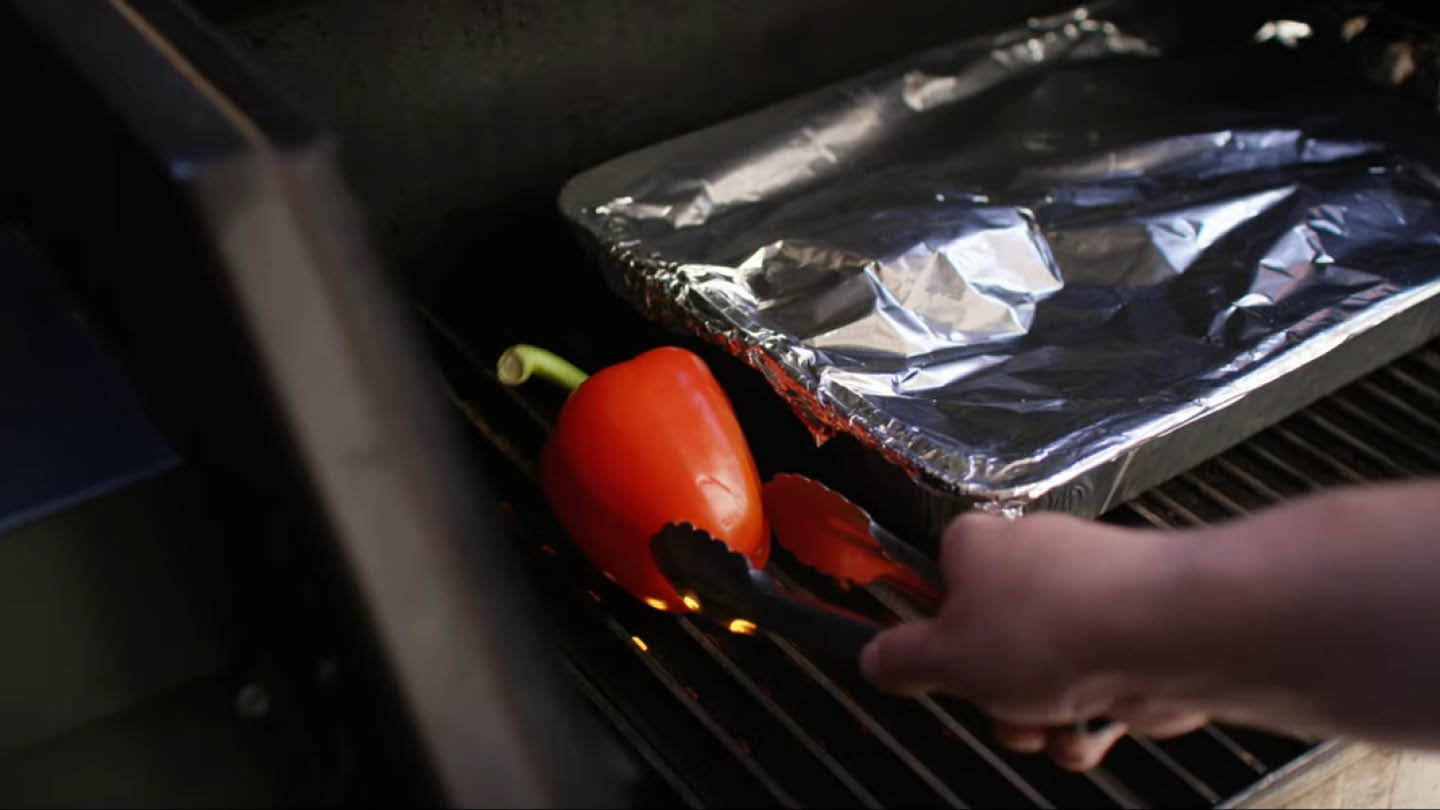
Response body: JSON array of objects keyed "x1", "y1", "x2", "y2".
[{"x1": 425, "y1": 320, "x2": 1438, "y2": 808}]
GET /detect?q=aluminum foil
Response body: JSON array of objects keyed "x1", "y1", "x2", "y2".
[{"x1": 560, "y1": 5, "x2": 1440, "y2": 516}]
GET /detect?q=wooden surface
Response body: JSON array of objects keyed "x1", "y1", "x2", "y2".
[{"x1": 1243, "y1": 746, "x2": 1440, "y2": 809}]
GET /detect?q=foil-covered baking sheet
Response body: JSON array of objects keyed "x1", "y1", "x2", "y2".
[{"x1": 560, "y1": 4, "x2": 1440, "y2": 517}]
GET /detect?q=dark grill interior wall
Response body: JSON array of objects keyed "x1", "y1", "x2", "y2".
[{"x1": 195, "y1": 0, "x2": 1079, "y2": 283}]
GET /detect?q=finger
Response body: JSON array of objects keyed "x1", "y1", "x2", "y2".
[
  {"x1": 938, "y1": 513, "x2": 1005, "y2": 582},
  {"x1": 859, "y1": 618, "x2": 950, "y2": 696},
  {"x1": 1108, "y1": 698, "x2": 1209, "y2": 739},
  {"x1": 993, "y1": 721, "x2": 1048, "y2": 754},
  {"x1": 1047, "y1": 721, "x2": 1130, "y2": 773}
]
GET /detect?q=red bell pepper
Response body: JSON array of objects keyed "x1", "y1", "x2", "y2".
[{"x1": 498, "y1": 344, "x2": 770, "y2": 612}]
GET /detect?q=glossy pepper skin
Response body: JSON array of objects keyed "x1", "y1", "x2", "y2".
[{"x1": 539, "y1": 347, "x2": 769, "y2": 612}]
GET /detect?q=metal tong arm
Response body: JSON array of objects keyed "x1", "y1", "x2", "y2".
[{"x1": 744, "y1": 569, "x2": 883, "y2": 664}]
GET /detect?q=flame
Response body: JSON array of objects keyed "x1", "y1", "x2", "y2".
[
  {"x1": 644, "y1": 597, "x2": 668, "y2": 611},
  {"x1": 630, "y1": 635, "x2": 649, "y2": 652},
  {"x1": 728, "y1": 619, "x2": 758, "y2": 635},
  {"x1": 682, "y1": 595, "x2": 702, "y2": 611}
]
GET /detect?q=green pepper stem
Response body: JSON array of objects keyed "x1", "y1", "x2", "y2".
[{"x1": 497, "y1": 344, "x2": 589, "y2": 393}]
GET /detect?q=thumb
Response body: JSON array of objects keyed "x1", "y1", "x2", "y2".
[{"x1": 860, "y1": 618, "x2": 954, "y2": 696}]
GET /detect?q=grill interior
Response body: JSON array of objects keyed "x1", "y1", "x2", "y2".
[
  {"x1": 6, "y1": 2, "x2": 1439, "y2": 805},
  {"x1": 425, "y1": 316, "x2": 1440, "y2": 808}
]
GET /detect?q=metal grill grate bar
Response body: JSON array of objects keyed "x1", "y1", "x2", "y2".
[
  {"x1": 1323, "y1": 395, "x2": 1440, "y2": 470},
  {"x1": 1122, "y1": 499, "x2": 1178, "y2": 530},
  {"x1": 418, "y1": 306, "x2": 556, "y2": 433},
  {"x1": 426, "y1": 318, "x2": 987, "y2": 807},
  {"x1": 859, "y1": 582, "x2": 1145, "y2": 808},
  {"x1": 520, "y1": 519, "x2": 804, "y2": 808},
  {"x1": 911, "y1": 697, "x2": 1056, "y2": 809},
  {"x1": 1383, "y1": 366, "x2": 1440, "y2": 405},
  {"x1": 675, "y1": 618, "x2": 884, "y2": 809},
  {"x1": 764, "y1": 633, "x2": 970, "y2": 808},
  {"x1": 1086, "y1": 767, "x2": 1150, "y2": 809},
  {"x1": 1413, "y1": 348, "x2": 1440, "y2": 375},
  {"x1": 1208, "y1": 457, "x2": 1287, "y2": 503},
  {"x1": 419, "y1": 318, "x2": 1440, "y2": 809},
  {"x1": 1141, "y1": 488, "x2": 1207, "y2": 527},
  {"x1": 1267, "y1": 426, "x2": 1369, "y2": 484},
  {"x1": 599, "y1": 614, "x2": 803, "y2": 807},
  {"x1": 558, "y1": 656, "x2": 706, "y2": 808},
  {"x1": 1128, "y1": 735, "x2": 1222, "y2": 804},
  {"x1": 849, "y1": 585, "x2": 1061, "y2": 807},
  {"x1": 1200, "y1": 727, "x2": 1269, "y2": 775},
  {"x1": 1105, "y1": 492, "x2": 1275, "y2": 796},
  {"x1": 1357, "y1": 380, "x2": 1440, "y2": 435},
  {"x1": 1238, "y1": 441, "x2": 1331, "y2": 492},
  {"x1": 764, "y1": 563, "x2": 1025, "y2": 807},
  {"x1": 1298, "y1": 411, "x2": 1421, "y2": 478},
  {"x1": 434, "y1": 351, "x2": 819, "y2": 806},
  {"x1": 1094, "y1": 358, "x2": 1440, "y2": 798},
  {"x1": 1412, "y1": 348, "x2": 1440, "y2": 372},
  {"x1": 1176, "y1": 473, "x2": 1250, "y2": 517}
]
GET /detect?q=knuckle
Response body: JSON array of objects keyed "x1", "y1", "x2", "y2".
[
  {"x1": 1019, "y1": 511, "x2": 1084, "y2": 536},
  {"x1": 941, "y1": 512, "x2": 1001, "y2": 565},
  {"x1": 862, "y1": 633, "x2": 896, "y2": 682},
  {"x1": 945, "y1": 511, "x2": 998, "y2": 539}
]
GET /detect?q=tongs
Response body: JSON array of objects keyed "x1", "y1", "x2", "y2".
[
  {"x1": 761, "y1": 473, "x2": 943, "y2": 610},
  {"x1": 649, "y1": 473, "x2": 943, "y2": 665},
  {"x1": 650, "y1": 481, "x2": 1111, "y2": 735},
  {"x1": 652, "y1": 522, "x2": 884, "y2": 666}
]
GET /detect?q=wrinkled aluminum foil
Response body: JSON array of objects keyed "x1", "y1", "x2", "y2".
[{"x1": 561, "y1": 5, "x2": 1440, "y2": 517}]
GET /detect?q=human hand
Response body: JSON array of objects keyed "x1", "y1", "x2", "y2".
[{"x1": 860, "y1": 511, "x2": 1208, "y2": 771}]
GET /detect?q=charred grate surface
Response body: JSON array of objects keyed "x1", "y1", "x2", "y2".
[{"x1": 424, "y1": 318, "x2": 1436, "y2": 809}]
